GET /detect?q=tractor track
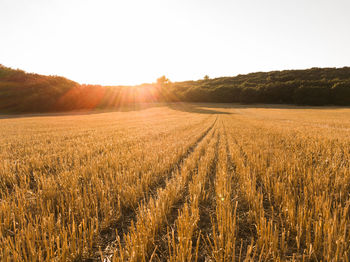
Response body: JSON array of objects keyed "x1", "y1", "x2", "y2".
[{"x1": 88, "y1": 116, "x2": 218, "y2": 261}]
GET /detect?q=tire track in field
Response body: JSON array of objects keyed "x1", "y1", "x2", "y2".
[
  {"x1": 194, "y1": 120, "x2": 221, "y2": 261},
  {"x1": 111, "y1": 124, "x2": 218, "y2": 261},
  {"x1": 155, "y1": 125, "x2": 220, "y2": 261},
  {"x1": 200, "y1": 120, "x2": 242, "y2": 261},
  {"x1": 152, "y1": 129, "x2": 219, "y2": 260},
  {"x1": 92, "y1": 116, "x2": 218, "y2": 261},
  {"x1": 222, "y1": 120, "x2": 258, "y2": 260},
  {"x1": 226, "y1": 125, "x2": 282, "y2": 259},
  {"x1": 150, "y1": 115, "x2": 218, "y2": 194}
]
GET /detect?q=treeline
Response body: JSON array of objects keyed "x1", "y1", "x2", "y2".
[
  {"x1": 0, "y1": 65, "x2": 78, "y2": 112},
  {"x1": 1, "y1": 65, "x2": 350, "y2": 113},
  {"x1": 0, "y1": 65, "x2": 160, "y2": 112},
  {"x1": 166, "y1": 67, "x2": 350, "y2": 105}
]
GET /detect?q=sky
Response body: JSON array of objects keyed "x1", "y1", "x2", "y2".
[{"x1": 1, "y1": 0, "x2": 350, "y2": 85}]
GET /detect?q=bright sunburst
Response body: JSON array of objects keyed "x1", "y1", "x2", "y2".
[{"x1": 1, "y1": 0, "x2": 350, "y2": 85}]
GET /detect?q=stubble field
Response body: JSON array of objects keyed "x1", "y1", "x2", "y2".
[{"x1": 0, "y1": 103, "x2": 349, "y2": 261}]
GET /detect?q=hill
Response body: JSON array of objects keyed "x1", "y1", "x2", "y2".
[
  {"x1": 168, "y1": 67, "x2": 350, "y2": 105},
  {"x1": 1, "y1": 65, "x2": 350, "y2": 113},
  {"x1": 0, "y1": 65, "x2": 78, "y2": 112},
  {"x1": 0, "y1": 65, "x2": 163, "y2": 113}
]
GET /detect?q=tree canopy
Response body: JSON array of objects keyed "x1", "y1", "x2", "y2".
[{"x1": 1, "y1": 65, "x2": 350, "y2": 113}]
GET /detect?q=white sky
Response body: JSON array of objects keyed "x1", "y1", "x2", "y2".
[{"x1": 1, "y1": 0, "x2": 350, "y2": 85}]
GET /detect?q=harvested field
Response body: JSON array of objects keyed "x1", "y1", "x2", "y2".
[{"x1": 0, "y1": 103, "x2": 349, "y2": 261}]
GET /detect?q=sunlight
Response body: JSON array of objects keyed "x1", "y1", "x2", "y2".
[{"x1": 1, "y1": 0, "x2": 349, "y2": 85}]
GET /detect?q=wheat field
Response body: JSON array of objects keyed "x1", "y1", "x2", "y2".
[{"x1": 0, "y1": 103, "x2": 349, "y2": 261}]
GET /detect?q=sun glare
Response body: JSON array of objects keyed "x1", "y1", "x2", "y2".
[{"x1": 1, "y1": 0, "x2": 350, "y2": 85}]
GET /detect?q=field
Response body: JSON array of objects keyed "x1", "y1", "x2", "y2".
[{"x1": 0, "y1": 103, "x2": 349, "y2": 261}]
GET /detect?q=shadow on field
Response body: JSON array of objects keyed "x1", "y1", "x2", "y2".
[
  {"x1": 0, "y1": 103, "x2": 232, "y2": 119},
  {"x1": 0, "y1": 103, "x2": 161, "y2": 119},
  {"x1": 1, "y1": 103, "x2": 349, "y2": 119},
  {"x1": 167, "y1": 103, "x2": 232, "y2": 114},
  {"x1": 0, "y1": 109, "x2": 120, "y2": 119},
  {"x1": 197, "y1": 103, "x2": 350, "y2": 110}
]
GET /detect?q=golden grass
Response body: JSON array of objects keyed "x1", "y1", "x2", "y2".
[{"x1": 0, "y1": 104, "x2": 349, "y2": 261}]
